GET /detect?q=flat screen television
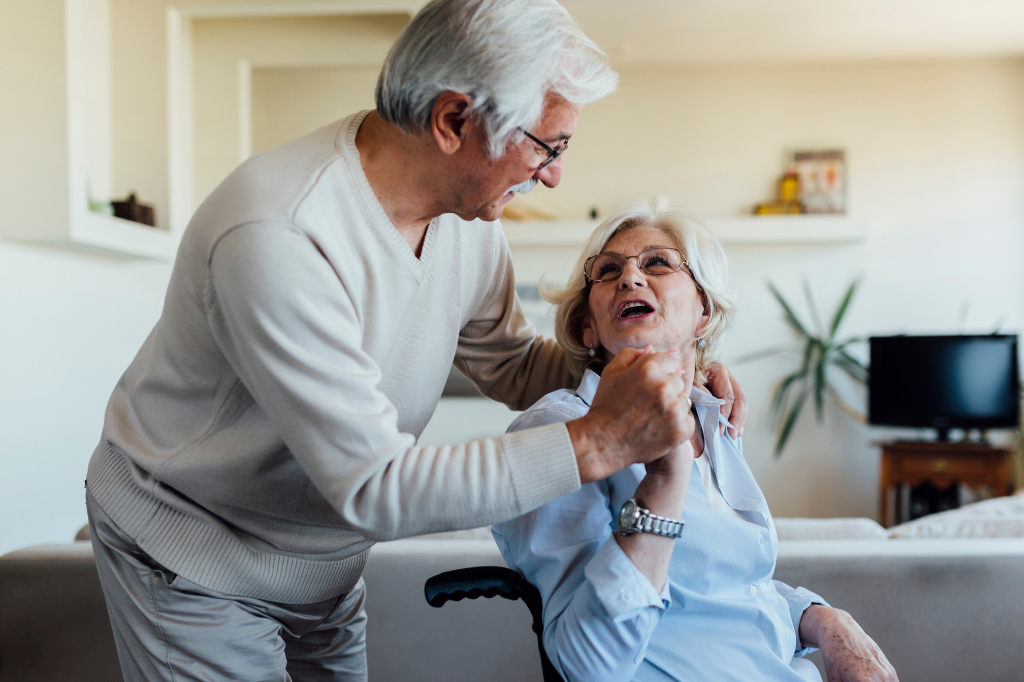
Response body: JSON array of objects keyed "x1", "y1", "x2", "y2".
[{"x1": 869, "y1": 335, "x2": 1020, "y2": 440}]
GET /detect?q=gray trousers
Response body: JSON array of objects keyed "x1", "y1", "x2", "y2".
[{"x1": 87, "y1": 492, "x2": 368, "y2": 682}]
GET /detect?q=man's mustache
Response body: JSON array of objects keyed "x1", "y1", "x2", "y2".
[{"x1": 508, "y1": 178, "x2": 538, "y2": 195}]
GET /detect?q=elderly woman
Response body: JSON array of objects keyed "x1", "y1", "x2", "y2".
[{"x1": 492, "y1": 203, "x2": 897, "y2": 682}]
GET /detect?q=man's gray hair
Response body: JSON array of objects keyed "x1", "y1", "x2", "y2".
[{"x1": 376, "y1": 0, "x2": 618, "y2": 158}]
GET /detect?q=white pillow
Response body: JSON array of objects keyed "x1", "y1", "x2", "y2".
[
  {"x1": 888, "y1": 490, "x2": 1024, "y2": 539},
  {"x1": 774, "y1": 517, "x2": 888, "y2": 541}
]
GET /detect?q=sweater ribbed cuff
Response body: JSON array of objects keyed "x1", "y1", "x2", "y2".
[{"x1": 503, "y1": 422, "x2": 580, "y2": 515}]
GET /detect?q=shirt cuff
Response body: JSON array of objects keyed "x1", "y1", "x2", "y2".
[
  {"x1": 789, "y1": 588, "x2": 830, "y2": 657},
  {"x1": 584, "y1": 537, "x2": 671, "y2": 622}
]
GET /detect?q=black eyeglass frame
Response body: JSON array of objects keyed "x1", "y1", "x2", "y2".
[
  {"x1": 517, "y1": 127, "x2": 568, "y2": 171},
  {"x1": 583, "y1": 247, "x2": 698, "y2": 285}
]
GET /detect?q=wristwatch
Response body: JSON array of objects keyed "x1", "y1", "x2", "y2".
[{"x1": 617, "y1": 498, "x2": 684, "y2": 538}]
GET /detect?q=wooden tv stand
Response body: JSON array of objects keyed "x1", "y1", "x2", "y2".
[{"x1": 878, "y1": 440, "x2": 1016, "y2": 528}]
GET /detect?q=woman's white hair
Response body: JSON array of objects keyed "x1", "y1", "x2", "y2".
[
  {"x1": 375, "y1": 0, "x2": 618, "y2": 158},
  {"x1": 543, "y1": 201, "x2": 736, "y2": 383}
]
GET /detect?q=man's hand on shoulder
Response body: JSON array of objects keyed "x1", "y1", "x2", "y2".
[{"x1": 703, "y1": 361, "x2": 747, "y2": 439}]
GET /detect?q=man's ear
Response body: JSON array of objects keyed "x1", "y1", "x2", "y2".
[{"x1": 430, "y1": 91, "x2": 473, "y2": 156}]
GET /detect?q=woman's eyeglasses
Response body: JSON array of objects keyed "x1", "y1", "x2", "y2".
[{"x1": 584, "y1": 247, "x2": 690, "y2": 283}]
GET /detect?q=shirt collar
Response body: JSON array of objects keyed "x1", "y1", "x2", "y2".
[
  {"x1": 575, "y1": 368, "x2": 602, "y2": 406},
  {"x1": 576, "y1": 369, "x2": 727, "y2": 410}
]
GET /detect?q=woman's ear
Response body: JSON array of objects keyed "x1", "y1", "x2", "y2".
[
  {"x1": 581, "y1": 311, "x2": 599, "y2": 351},
  {"x1": 695, "y1": 295, "x2": 711, "y2": 340}
]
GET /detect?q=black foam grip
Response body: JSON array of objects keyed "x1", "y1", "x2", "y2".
[
  {"x1": 424, "y1": 566, "x2": 564, "y2": 682},
  {"x1": 424, "y1": 566, "x2": 520, "y2": 608}
]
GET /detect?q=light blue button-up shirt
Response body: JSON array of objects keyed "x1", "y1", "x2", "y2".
[{"x1": 492, "y1": 369, "x2": 828, "y2": 682}]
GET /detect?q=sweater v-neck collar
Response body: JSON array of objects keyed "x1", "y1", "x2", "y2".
[{"x1": 339, "y1": 110, "x2": 439, "y2": 282}]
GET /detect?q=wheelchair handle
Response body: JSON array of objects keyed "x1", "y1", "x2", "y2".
[
  {"x1": 424, "y1": 566, "x2": 520, "y2": 608},
  {"x1": 424, "y1": 566, "x2": 564, "y2": 682}
]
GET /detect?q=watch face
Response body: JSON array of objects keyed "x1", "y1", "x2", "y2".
[{"x1": 618, "y1": 499, "x2": 637, "y2": 531}]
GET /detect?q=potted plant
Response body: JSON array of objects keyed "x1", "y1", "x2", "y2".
[{"x1": 744, "y1": 279, "x2": 867, "y2": 455}]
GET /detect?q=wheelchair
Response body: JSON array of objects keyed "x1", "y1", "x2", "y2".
[{"x1": 425, "y1": 566, "x2": 564, "y2": 682}]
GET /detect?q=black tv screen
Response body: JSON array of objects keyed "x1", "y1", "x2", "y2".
[{"x1": 869, "y1": 335, "x2": 1020, "y2": 434}]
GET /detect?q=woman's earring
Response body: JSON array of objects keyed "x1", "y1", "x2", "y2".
[
  {"x1": 698, "y1": 337, "x2": 707, "y2": 349},
  {"x1": 588, "y1": 344, "x2": 597, "y2": 358}
]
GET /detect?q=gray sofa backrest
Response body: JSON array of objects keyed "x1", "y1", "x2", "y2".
[{"x1": 4, "y1": 537, "x2": 1024, "y2": 682}]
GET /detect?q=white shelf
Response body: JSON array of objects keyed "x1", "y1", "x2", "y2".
[
  {"x1": 503, "y1": 214, "x2": 867, "y2": 247},
  {"x1": 712, "y1": 215, "x2": 867, "y2": 244},
  {"x1": 70, "y1": 211, "x2": 179, "y2": 260},
  {"x1": 502, "y1": 219, "x2": 601, "y2": 247},
  {"x1": 63, "y1": 0, "x2": 183, "y2": 259},
  {"x1": 0, "y1": 0, "x2": 183, "y2": 259}
]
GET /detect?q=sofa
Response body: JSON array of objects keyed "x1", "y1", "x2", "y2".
[{"x1": 2, "y1": 523, "x2": 1024, "y2": 682}]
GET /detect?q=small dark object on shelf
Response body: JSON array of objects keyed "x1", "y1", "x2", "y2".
[{"x1": 111, "y1": 193, "x2": 156, "y2": 227}]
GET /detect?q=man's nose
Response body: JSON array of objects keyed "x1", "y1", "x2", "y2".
[
  {"x1": 536, "y1": 157, "x2": 563, "y2": 188},
  {"x1": 618, "y1": 260, "x2": 647, "y2": 290}
]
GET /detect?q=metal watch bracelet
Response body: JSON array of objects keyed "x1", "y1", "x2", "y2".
[{"x1": 617, "y1": 497, "x2": 684, "y2": 538}]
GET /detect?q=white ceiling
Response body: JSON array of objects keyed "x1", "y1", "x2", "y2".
[{"x1": 561, "y1": 0, "x2": 1024, "y2": 63}]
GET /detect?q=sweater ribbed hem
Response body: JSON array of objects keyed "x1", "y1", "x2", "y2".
[
  {"x1": 503, "y1": 423, "x2": 580, "y2": 514},
  {"x1": 87, "y1": 443, "x2": 369, "y2": 604}
]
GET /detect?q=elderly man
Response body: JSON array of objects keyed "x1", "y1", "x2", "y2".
[{"x1": 85, "y1": 0, "x2": 746, "y2": 680}]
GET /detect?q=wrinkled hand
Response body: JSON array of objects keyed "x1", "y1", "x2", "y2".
[
  {"x1": 567, "y1": 346, "x2": 694, "y2": 483},
  {"x1": 800, "y1": 606, "x2": 898, "y2": 682},
  {"x1": 703, "y1": 361, "x2": 747, "y2": 439}
]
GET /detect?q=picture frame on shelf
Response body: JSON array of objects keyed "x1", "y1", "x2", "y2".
[{"x1": 793, "y1": 149, "x2": 846, "y2": 214}]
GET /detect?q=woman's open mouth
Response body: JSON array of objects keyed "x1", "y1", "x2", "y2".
[{"x1": 617, "y1": 299, "x2": 655, "y2": 319}]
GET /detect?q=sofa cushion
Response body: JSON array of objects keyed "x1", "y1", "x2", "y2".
[
  {"x1": 774, "y1": 517, "x2": 888, "y2": 541},
  {"x1": 417, "y1": 526, "x2": 495, "y2": 541},
  {"x1": 888, "y1": 489, "x2": 1024, "y2": 539}
]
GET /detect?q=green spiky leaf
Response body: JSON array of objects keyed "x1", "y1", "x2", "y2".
[
  {"x1": 770, "y1": 371, "x2": 806, "y2": 425},
  {"x1": 803, "y1": 277, "x2": 825, "y2": 336},
  {"x1": 751, "y1": 277, "x2": 868, "y2": 456},
  {"x1": 829, "y1": 279, "x2": 861, "y2": 340},
  {"x1": 836, "y1": 349, "x2": 869, "y2": 383},
  {"x1": 737, "y1": 346, "x2": 794, "y2": 364},
  {"x1": 835, "y1": 336, "x2": 866, "y2": 351},
  {"x1": 767, "y1": 281, "x2": 811, "y2": 339},
  {"x1": 813, "y1": 342, "x2": 826, "y2": 422},
  {"x1": 775, "y1": 386, "x2": 810, "y2": 456}
]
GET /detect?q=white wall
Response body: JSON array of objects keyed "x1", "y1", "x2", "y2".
[
  {"x1": 3, "y1": 44, "x2": 1023, "y2": 554},
  {"x1": 191, "y1": 14, "x2": 406, "y2": 208},
  {"x1": 445, "y1": 58, "x2": 1024, "y2": 519},
  {"x1": 0, "y1": 243, "x2": 172, "y2": 556},
  {"x1": 252, "y1": 65, "x2": 379, "y2": 155}
]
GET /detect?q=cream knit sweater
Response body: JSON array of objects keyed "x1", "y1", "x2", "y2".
[{"x1": 87, "y1": 111, "x2": 580, "y2": 604}]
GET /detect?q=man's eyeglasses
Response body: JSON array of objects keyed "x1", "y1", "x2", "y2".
[
  {"x1": 517, "y1": 127, "x2": 569, "y2": 171},
  {"x1": 584, "y1": 247, "x2": 693, "y2": 283}
]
